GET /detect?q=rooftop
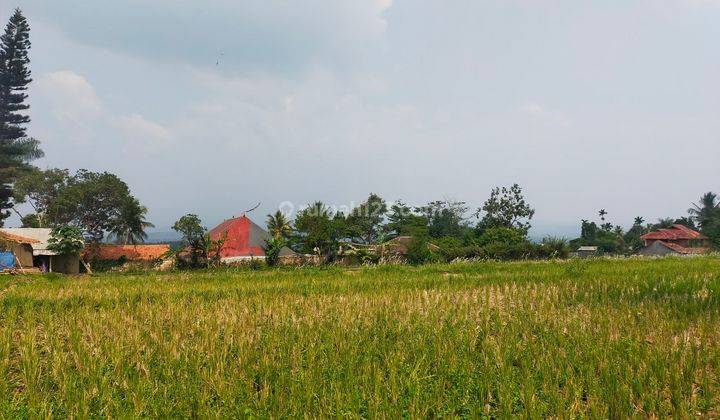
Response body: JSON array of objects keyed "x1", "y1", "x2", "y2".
[
  {"x1": 84, "y1": 244, "x2": 171, "y2": 261},
  {"x1": 641, "y1": 224, "x2": 706, "y2": 241},
  {"x1": 577, "y1": 246, "x2": 598, "y2": 252},
  {"x1": 0, "y1": 228, "x2": 54, "y2": 254},
  {"x1": 0, "y1": 230, "x2": 39, "y2": 244},
  {"x1": 655, "y1": 241, "x2": 710, "y2": 255}
]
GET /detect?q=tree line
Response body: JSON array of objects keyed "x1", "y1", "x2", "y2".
[
  {"x1": 171, "y1": 186, "x2": 720, "y2": 268},
  {"x1": 171, "y1": 184, "x2": 553, "y2": 266}
]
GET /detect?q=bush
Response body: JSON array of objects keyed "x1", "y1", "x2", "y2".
[
  {"x1": 405, "y1": 236, "x2": 440, "y2": 265},
  {"x1": 263, "y1": 236, "x2": 286, "y2": 267},
  {"x1": 438, "y1": 245, "x2": 484, "y2": 261},
  {"x1": 538, "y1": 236, "x2": 570, "y2": 259},
  {"x1": 482, "y1": 241, "x2": 538, "y2": 260},
  {"x1": 476, "y1": 227, "x2": 526, "y2": 247}
]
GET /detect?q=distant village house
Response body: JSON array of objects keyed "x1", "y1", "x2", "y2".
[
  {"x1": 0, "y1": 228, "x2": 80, "y2": 274},
  {"x1": 83, "y1": 244, "x2": 171, "y2": 264},
  {"x1": 0, "y1": 230, "x2": 37, "y2": 272},
  {"x1": 208, "y1": 215, "x2": 295, "y2": 263},
  {"x1": 638, "y1": 224, "x2": 710, "y2": 256}
]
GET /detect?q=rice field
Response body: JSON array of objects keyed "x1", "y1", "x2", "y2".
[{"x1": 1, "y1": 257, "x2": 719, "y2": 417}]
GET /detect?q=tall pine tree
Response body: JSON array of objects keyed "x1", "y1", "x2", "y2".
[{"x1": 0, "y1": 8, "x2": 42, "y2": 225}]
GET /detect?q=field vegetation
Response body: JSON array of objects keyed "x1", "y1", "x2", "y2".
[{"x1": 1, "y1": 257, "x2": 719, "y2": 417}]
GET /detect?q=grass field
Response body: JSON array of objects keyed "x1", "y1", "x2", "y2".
[{"x1": 1, "y1": 257, "x2": 719, "y2": 417}]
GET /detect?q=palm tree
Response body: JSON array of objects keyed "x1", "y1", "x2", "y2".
[
  {"x1": 688, "y1": 192, "x2": 720, "y2": 230},
  {"x1": 266, "y1": 210, "x2": 293, "y2": 239},
  {"x1": 654, "y1": 218, "x2": 675, "y2": 229},
  {"x1": 110, "y1": 198, "x2": 154, "y2": 245},
  {"x1": 598, "y1": 209, "x2": 607, "y2": 222},
  {"x1": 633, "y1": 216, "x2": 644, "y2": 226}
]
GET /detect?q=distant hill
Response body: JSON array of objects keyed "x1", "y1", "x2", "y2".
[{"x1": 144, "y1": 230, "x2": 182, "y2": 244}]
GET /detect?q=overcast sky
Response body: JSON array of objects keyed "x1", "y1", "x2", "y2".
[{"x1": 4, "y1": 0, "x2": 720, "y2": 235}]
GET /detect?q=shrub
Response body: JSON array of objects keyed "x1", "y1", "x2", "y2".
[
  {"x1": 476, "y1": 227, "x2": 526, "y2": 247},
  {"x1": 482, "y1": 241, "x2": 537, "y2": 260},
  {"x1": 405, "y1": 236, "x2": 440, "y2": 265},
  {"x1": 538, "y1": 236, "x2": 570, "y2": 259},
  {"x1": 263, "y1": 236, "x2": 286, "y2": 267},
  {"x1": 438, "y1": 245, "x2": 484, "y2": 261}
]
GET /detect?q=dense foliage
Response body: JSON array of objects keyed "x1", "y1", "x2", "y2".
[
  {"x1": 277, "y1": 187, "x2": 542, "y2": 264},
  {"x1": 12, "y1": 168, "x2": 152, "y2": 244},
  {"x1": 46, "y1": 225, "x2": 84, "y2": 255},
  {"x1": 171, "y1": 213, "x2": 225, "y2": 268}
]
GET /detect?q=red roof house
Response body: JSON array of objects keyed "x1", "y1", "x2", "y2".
[
  {"x1": 84, "y1": 244, "x2": 171, "y2": 261},
  {"x1": 639, "y1": 224, "x2": 709, "y2": 256},
  {"x1": 208, "y1": 215, "x2": 294, "y2": 261}
]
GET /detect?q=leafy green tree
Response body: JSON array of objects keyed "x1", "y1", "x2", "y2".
[
  {"x1": 405, "y1": 234, "x2": 438, "y2": 265},
  {"x1": 20, "y1": 212, "x2": 39, "y2": 227},
  {"x1": 14, "y1": 168, "x2": 150, "y2": 243},
  {"x1": 572, "y1": 217, "x2": 626, "y2": 254},
  {"x1": 476, "y1": 227, "x2": 526, "y2": 247},
  {"x1": 266, "y1": 210, "x2": 293, "y2": 239},
  {"x1": 623, "y1": 216, "x2": 648, "y2": 252},
  {"x1": 418, "y1": 200, "x2": 468, "y2": 239},
  {"x1": 47, "y1": 170, "x2": 136, "y2": 243},
  {"x1": 47, "y1": 225, "x2": 84, "y2": 255},
  {"x1": 384, "y1": 201, "x2": 428, "y2": 238},
  {"x1": 0, "y1": 9, "x2": 42, "y2": 225},
  {"x1": 476, "y1": 184, "x2": 534, "y2": 235},
  {"x1": 293, "y1": 201, "x2": 344, "y2": 260},
  {"x1": 346, "y1": 193, "x2": 387, "y2": 244},
  {"x1": 172, "y1": 214, "x2": 206, "y2": 267},
  {"x1": 12, "y1": 167, "x2": 70, "y2": 227}
]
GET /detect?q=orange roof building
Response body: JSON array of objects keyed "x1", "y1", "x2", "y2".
[
  {"x1": 0, "y1": 230, "x2": 39, "y2": 244},
  {"x1": 85, "y1": 244, "x2": 170, "y2": 261},
  {"x1": 638, "y1": 224, "x2": 710, "y2": 256}
]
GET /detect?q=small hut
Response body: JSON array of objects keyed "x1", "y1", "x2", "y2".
[
  {"x1": 0, "y1": 231, "x2": 38, "y2": 272},
  {"x1": 573, "y1": 246, "x2": 599, "y2": 258},
  {"x1": 0, "y1": 228, "x2": 80, "y2": 274}
]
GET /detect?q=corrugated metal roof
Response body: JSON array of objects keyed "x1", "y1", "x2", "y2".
[
  {"x1": 208, "y1": 215, "x2": 273, "y2": 258},
  {"x1": 577, "y1": 246, "x2": 598, "y2": 252}
]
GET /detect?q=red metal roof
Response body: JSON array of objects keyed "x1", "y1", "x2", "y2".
[
  {"x1": 84, "y1": 244, "x2": 170, "y2": 261},
  {"x1": 640, "y1": 224, "x2": 706, "y2": 241},
  {"x1": 208, "y1": 215, "x2": 266, "y2": 258}
]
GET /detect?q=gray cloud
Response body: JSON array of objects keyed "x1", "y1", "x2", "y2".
[{"x1": 18, "y1": 0, "x2": 392, "y2": 74}]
